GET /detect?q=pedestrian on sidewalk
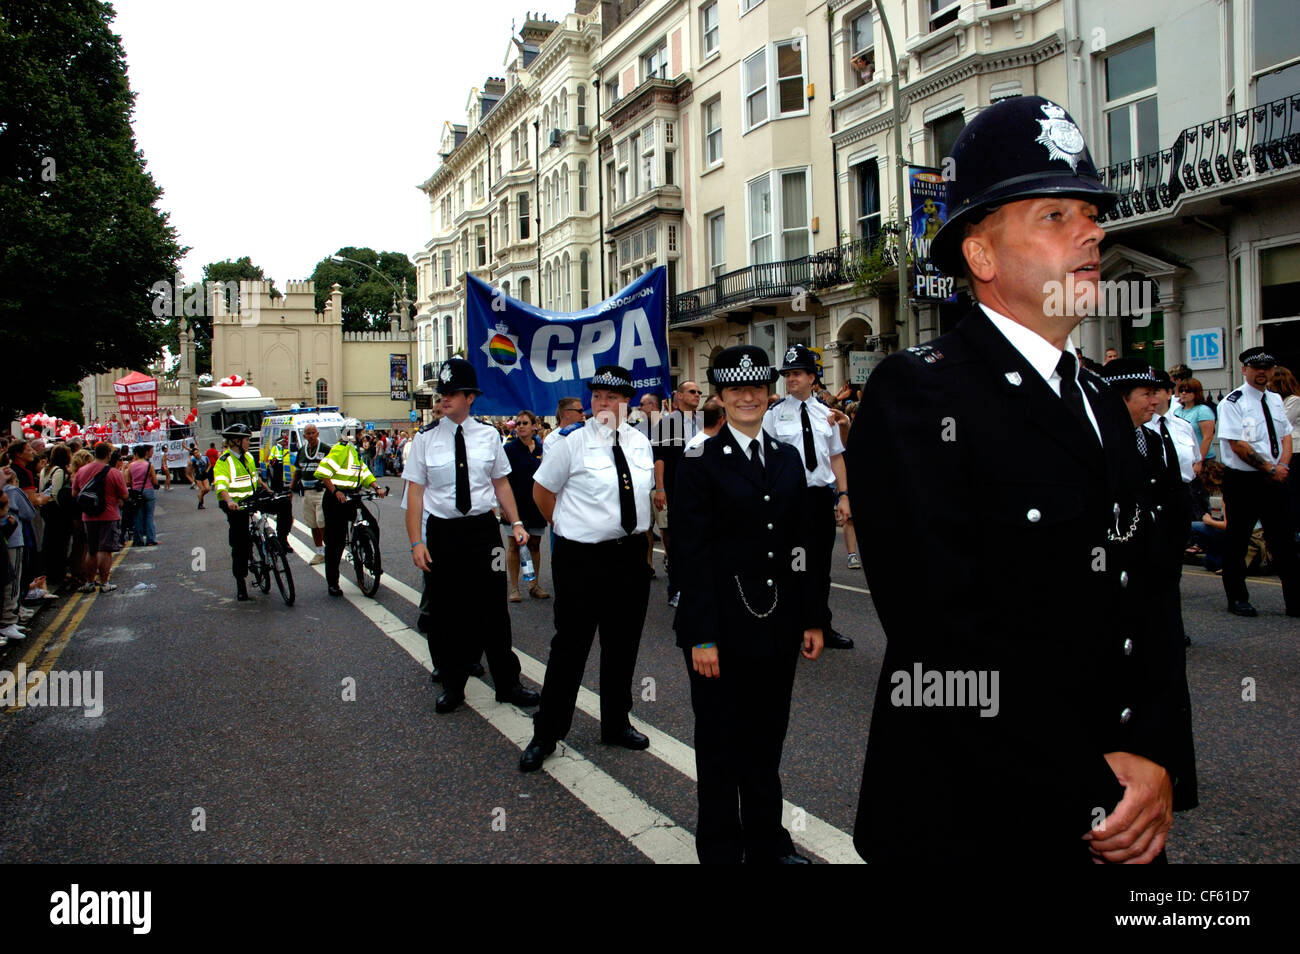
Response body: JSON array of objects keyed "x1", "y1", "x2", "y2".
[
  {"x1": 71, "y1": 442, "x2": 127, "y2": 594},
  {"x1": 502, "y1": 410, "x2": 548, "y2": 602}
]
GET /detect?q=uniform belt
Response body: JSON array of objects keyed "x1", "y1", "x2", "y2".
[
  {"x1": 555, "y1": 533, "x2": 643, "y2": 548},
  {"x1": 426, "y1": 511, "x2": 496, "y2": 525}
]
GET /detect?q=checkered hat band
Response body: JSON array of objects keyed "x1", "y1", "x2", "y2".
[
  {"x1": 1105, "y1": 372, "x2": 1158, "y2": 384},
  {"x1": 712, "y1": 365, "x2": 773, "y2": 383},
  {"x1": 1243, "y1": 352, "x2": 1276, "y2": 366},
  {"x1": 590, "y1": 372, "x2": 632, "y2": 389}
]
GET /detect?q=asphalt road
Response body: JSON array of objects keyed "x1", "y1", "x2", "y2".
[{"x1": 1, "y1": 482, "x2": 1295, "y2": 864}]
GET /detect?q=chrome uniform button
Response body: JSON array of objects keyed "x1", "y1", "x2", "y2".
[
  {"x1": 1123, "y1": 638, "x2": 1133, "y2": 655},
  {"x1": 1119, "y1": 707, "x2": 1133, "y2": 724},
  {"x1": 1026, "y1": 508, "x2": 1041, "y2": 523},
  {"x1": 1119, "y1": 571, "x2": 1129, "y2": 587}
]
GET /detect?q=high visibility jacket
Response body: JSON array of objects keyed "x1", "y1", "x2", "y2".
[
  {"x1": 314, "y1": 442, "x2": 376, "y2": 491},
  {"x1": 213, "y1": 451, "x2": 261, "y2": 502},
  {"x1": 267, "y1": 444, "x2": 292, "y2": 489}
]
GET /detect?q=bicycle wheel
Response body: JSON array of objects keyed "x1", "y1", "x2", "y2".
[
  {"x1": 350, "y1": 526, "x2": 381, "y2": 597},
  {"x1": 266, "y1": 537, "x2": 295, "y2": 606},
  {"x1": 254, "y1": 530, "x2": 272, "y2": 593}
]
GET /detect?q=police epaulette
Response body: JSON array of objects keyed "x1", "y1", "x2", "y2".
[
  {"x1": 559, "y1": 421, "x2": 585, "y2": 436},
  {"x1": 1225, "y1": 389, "x2": 1242, "y2": 403},
  {"x1": 905, "y1": 344, "x2": 946, "y2": 365},
  {"x1": 418, "y1": 419, "x2": 441, "y2": 433}
]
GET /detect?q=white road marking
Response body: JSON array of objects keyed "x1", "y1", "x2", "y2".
[
  {"x1": 283, "y1": 531, "x2": 698, "y2": 865},
  {"x1": 292, "y1": 519, "x2": 862, "y2": 864}
]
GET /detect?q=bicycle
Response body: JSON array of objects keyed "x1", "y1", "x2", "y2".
[
  {"x1": 239, "y1": 491, "x2": 295, "y2": 606},
  {"x1": 340, "y1": 487, "x2": 385, "y2": 598}
]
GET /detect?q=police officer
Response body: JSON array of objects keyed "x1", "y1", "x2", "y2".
[
  {"x1": 403, "y1": 358, "x2": 539, "y2": 714},
  {"x1": 1217, "y1": 347, "x2": 1298, "y2": 616},
  {"x1": 212, "y1": 423, "x2": 261, "y2": 601},
  {"x1": 519, "y1": 366, "x2": 655, "y2": 772},
  {"x1": 291, "y1": 423, "x2": 330, "y2": 565},
  {"x1": 265, "y1": 431, "x2": 294, "y2": 553},
  {"x1": 1145, "y1": 368, "x2": 1200, "y2": 647},
  {"x1": 764, "y1": 343, "x2": 854, "y2": 649},
  {"x1": 314, "y1": 430, "x2": 388, "y2": 597},
  {"x1": 673, "y1": 346, "x2": 823, "y2": 863},
  {"x1": 847, "y1": 95, "x2": 1193, "y2": 863}
]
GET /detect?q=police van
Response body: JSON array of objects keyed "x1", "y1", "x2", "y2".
[{"x1": 258, "y1": 407, "x2": 347, "y2": 482}]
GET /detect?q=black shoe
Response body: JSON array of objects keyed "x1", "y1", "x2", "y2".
[
  {"x1": 1228, "y1": 600, "x2": 1257, "y2": 617},
  {"x1": 435, "y1": 690, "x2": 465, "y2": 714},
  {"x1": 430, "y1": 668, "x2": 442, "y2": 684},
  {"x1": 824, "y1": 629, "x2": 854, "y2": 649},
  {"x1": 519, "y1": 739, "x2": 556, "y2": 772},
  {"x1": 1183, "y1": 634, "x2": 1192, "y2": 646},
  {"x1": 601, "y1": 725, "x2": 650, "y2": 750},
  {"x1": 776, "y1": 852, "x2": 812, "y2": 864},
  {"x1": 496, "y1": 684, "x2": 540, "y2": 707},
  {"x1": 469, "y1": 661, "x2": 485, "y2": 677},
  {"x1": 236, "y1": 579, "x2": 249, "y2": 601},
  {"x1": 328, "y1": 585, "x2": 343, "y2": 597}
]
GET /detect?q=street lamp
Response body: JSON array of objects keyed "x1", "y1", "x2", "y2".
[
  {"x1": 870, "y1": 0, "x2": 911, "y2": 346},
  {"x1": 329, "y1": 255, "x2": 415, "y2": 418}
]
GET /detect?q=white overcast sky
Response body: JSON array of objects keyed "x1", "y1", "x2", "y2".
[{"x1": 112, "y1": 0, "x2": 535, "y2": 286}]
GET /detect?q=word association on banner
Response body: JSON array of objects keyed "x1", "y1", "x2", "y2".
[{"x1": 465, "y1": 267, "x2": 670, "y2": 416}]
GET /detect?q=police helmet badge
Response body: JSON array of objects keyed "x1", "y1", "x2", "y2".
[
  {"x1": 1035, "y1": 102, "x2": 1085, "y2": 172},
  {"x1": 785, "y1": 347, "x2": 798, "y2": 364},
  {"x1": 439, "y1": 363, "x2": 453, "y2": 384},
  {"x1": 740, "y1": 353, "x2": 753, "y2": 370}
]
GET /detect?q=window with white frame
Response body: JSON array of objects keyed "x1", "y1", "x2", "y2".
[
  {"x1": 701, "y1": 2, "x2": 719, "y2": 59},
  {"x1": 1254, "y1": 0, "x2": 1300, "y2": 105},
  {"x1": 442, "y1": 250, "x2": 451, "y2": 287},
  {"x1": 664, "y1": 122, "x2": 676, "y2": 186},
  {"x1": 475, "y1": 226, "x2": 486, "y2": 267},
  {"x1": 854, "y1": 159, "x2": 881, "y2": 244},
  {"x1": 607, "y1": 159, "x2": 617, "y2": 210},
  {"x1": 519, "y1": 276, "x2": 531, "y2": 304},
  {"x1": 561, "y1": 164, "x2": 570, "y2": 217},
  {"x1": 629, "y1": 131, "x2": 641, "y2": 197},
  {"x1": 443, "y1": 315, "x2": 453, "y2": 356},
  {"x1": 578, "y1": 162, "x2": 588, "y2": 212},
  {"x1": 929, "y1": 0, "x2": 960, "y2": 32},
  {"x1": 741, "y1": 0, "x2": 763, "y2": 14},
  {"x1": 605, "y1": 76, "x2": 620, "y2": 106},
  {"x1": 580, "y1": 251, "x2": 590, "y2": 308},
  {"x1": 499, "y1": 199, "x2": 509, "y2": 246},
  {"x1": 751, "y1": 318, "x2": 812, "y2": 394},
  {"x1": 577, "y1": 85, "x2": 587, "y2": 127},
  {"x1": 707, "y1": 211, "x2": 726, "y2": 280},
  {"x1": 494, "y1": 146, "x2": 502, "y2": 180},
  {"x1": 511, "y1": 129, "x2": 520, "y2": 166},
  {"x1": 619, "y1": 225, "x2": 657, "y2": 287},
  {"x1": 743, "y1": 39, "x2": 807, "y2": 132},
  {"x1": 560, "y1": 89, "x2": 569, "y2": 129},
  {"x1": 643, "y1": 38, "x2": 668, "y2": 80},
  {"x1": 704, "y1": 96, "x2": 723, "y2": 166},
  {"x1": 562, "y1": 252, "x2": 572, "y2": 310},
  {"x1": 850, "y1": 9, "x2": 875, "y2": 88},
  {"x1": 641, "y1": 122, "x2": 656, "y2": 188},
  {"x1": 520, "y1": 122, "x2": 529, "y2": 160},
  {"x1": 517, "y1": 192, "x2": 530, "y2": 240},
  {"x1": 929, "y1": 111, "x2": 965, "y2": 165},
  {"x1": 1104, "y1": 36, "x2": 1158, "y2": 165},
  {"x1": 1260, "y1": 243, "x2": 1300, "y2": 361},
  {"x1": 747, "y1": 168, "x2": 810, "y2": 264}
]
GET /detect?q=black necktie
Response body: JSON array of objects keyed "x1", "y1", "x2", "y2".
[
  {"x1": 1262, "y1": 395, "x2": 1280, "y2": 458},
  {"x1": 1135, "y1": 425, "x2": 1149, "y2": 458},
  {"x1": 1056, "y1": 352, "x2": 1096, "y2": 443},
  {"x1": 611, "y1": 431, "x2": 637, "y2": 536},
  {"x1": 454, "y1": 424, "x2": 470, "y2": 514},
  {"x1": 800, "y1": 402, "x2": 816, "y2": 472},
  {"x1": 1158, "y1": 416, "x2": 1181, "y2": 481},
  {"x1": 749, "y1": 438, "x2": 764, "y2": 481}
]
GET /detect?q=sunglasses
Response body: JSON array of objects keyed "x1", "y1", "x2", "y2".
[{"x1": 682, "y1": 389, "x2": 701, "y2": 395}]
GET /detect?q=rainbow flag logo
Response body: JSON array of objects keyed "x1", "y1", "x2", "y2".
[{"x1": 488, "y1": 333, "x2": 518, "y2": 366}]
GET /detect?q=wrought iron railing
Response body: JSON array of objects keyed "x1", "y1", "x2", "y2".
[
  {"x1": 1100, "y1": 94, "x2": 1300, "y2": 222},
  {"x1": 671, "y1": 234, "x2": 898, "y2": 325}
]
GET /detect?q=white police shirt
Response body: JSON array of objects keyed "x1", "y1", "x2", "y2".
[
  {"x1": 763, "y1": 394, "x2": 843, "y2": 488},
  {"x1": 534, "y1": 419, "x2": 654, "y2": 543},
  {"x1": 1144, "y1": 412, "x2": 1201, "y2": 483},
  {"x1": 403, "y1": 416, "x2": 510, "y2": 519},
  {"x1": 1217, "y1": 381, "x2": 1293, "y2": 471}
]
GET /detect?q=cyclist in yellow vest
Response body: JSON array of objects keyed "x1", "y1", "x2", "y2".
[
  {"x1": 265, "y1": 431, "x2": 294, "y2": 554},
  {"x1": 213, "y1": 423, "x2": 262, "y2": 601},
  {"x1": 316, "y1": 432, "x2": 389, "y2": 596}
]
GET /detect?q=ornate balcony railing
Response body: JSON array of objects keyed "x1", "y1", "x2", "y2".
[
  {"x1": 1100, "y1": 94, "x2": 1300, "y2": 223},
  {"x1": 671, "y1": 234, "x2": 898, "y2": 326}
]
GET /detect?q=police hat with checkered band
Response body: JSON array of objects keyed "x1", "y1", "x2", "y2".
[
  {"x1": 707, "y1": 345, "x2": 779, "y2": 389},
  {"x1": 586, "y1": 364, "x2": 637, "y2": 398},
  {"x1": 1239, "y1": 346, "x2": 1277, "y2": 369},
  {"x1": 929, "y1": 96, "x2": 1118, "y2": 277},
  {"x1": 434, "y1": 357, "x2": 482, "y2": 396},
  {"x1": 1096, "y1": 358, "x2": 1159, "y2": 395},
  {"x1": 778, "y1": 343, "x2": 819, "y2": 376}
]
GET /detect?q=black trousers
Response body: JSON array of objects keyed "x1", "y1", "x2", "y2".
[
  {"x1": 1221, "y1": 469, "x2": 1298, "y2": 611},
  {"x1": 273, "y1": 494, "x2": 293, "y2": 549},
  {"x1": 425, "y1": 512, "x2": 521, "y2": 695},
  {"x1": 223, "y1": 506, "x2": 251, "y2": 579},
  {"x1": 321, "y1": 492, "x2": 358, "y2": 588},
  {"x1": 533, "y1": 534, "x2": 651, "y2": 744},
  {"x1": 684, "y1": 643, "x2": 800, "y2": 864},
  {"x1": 808, "y1": 485, "x2": 836, "y2": 631}
]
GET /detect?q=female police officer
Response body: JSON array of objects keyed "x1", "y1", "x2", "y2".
[
  {"x1": 519, "y1": 366, "x2": 655, "y2": 772},
  {"x1": 212, "y1": 423, "x2": 261, "y2": 601},
  {"x1": 671, "y1": 346, "x2": 823, "y2": 863}
]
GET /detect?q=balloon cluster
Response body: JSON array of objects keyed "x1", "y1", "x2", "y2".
[
  {"x1": 217, "y1": 374, "x2": 246, "y2": 387},
  {"x1": 19, "y1": 412, "x2": 82, "y2": 441}
]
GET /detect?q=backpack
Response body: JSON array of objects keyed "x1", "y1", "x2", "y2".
[{"x1": 75, "y1": 464, "x2": 111, "y2": 517}]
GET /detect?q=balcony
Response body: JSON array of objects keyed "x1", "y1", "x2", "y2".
[
  {"x1": 671, "y1": 237, "x2": 896, "y2": 326},
  {"x1": 1100, "y1": 94, "x2": 1300, "y2": 224}
]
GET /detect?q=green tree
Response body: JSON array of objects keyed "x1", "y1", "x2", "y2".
[
  {"x1": 43, "y1": 387, "x2": 85, "y2": 425},
  {"x1": 0, "y1": 0, "x2": 186, "y2": 423},
  {"x1": 310, "y1": 247, "x2": 416, "y2": 332},
  {"x1": 165, "y1": 256, "x2": 279, "y2": 376}
]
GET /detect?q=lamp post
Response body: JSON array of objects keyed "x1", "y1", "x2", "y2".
[
  {"x1": 329, "y1": 255, "x2": 415, "y2": 419},
  {"x1": 872, "y1": 0, "x2": 910, "y2": 346}
]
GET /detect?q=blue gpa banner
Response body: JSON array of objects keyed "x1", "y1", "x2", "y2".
[{"x1": 465, "y1": 266, "x2": 670, "y2": 416}]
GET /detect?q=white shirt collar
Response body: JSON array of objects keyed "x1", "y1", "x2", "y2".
[
  {"x1": 980, "y1": 303, "x2": 1078, "y2": 387},
  {"x1": 727, "y1": 423, "x2": 764, "y2": 462}
]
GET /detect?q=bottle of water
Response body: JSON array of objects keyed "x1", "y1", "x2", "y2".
[{"x1": 521, "y1": 548, "x2": 536, "y2": 584}]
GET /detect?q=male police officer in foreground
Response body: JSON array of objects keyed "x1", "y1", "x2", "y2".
[
  {"x1": 1216, "y1": 347, "x2": 1297, "y2": 616},
  {"x1": 847, "y1": 96, "x2": 1193, "y2": 863}
]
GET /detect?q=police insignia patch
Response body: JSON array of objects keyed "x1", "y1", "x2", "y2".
[
  {"x1": 1005, "y1": 371, "x2": 1022, "y2": 386},
  {"x1": 1035, "y1": 102, "x2": 1085, "y2": 172},
  {"x1": 785, "y1": 347, "x2": 798, "y2": 363},
  {"x1": 740, "y1": 354, "x2": 753, "y2": 370},
  {"x1": 439, "y1": 364, "x2": 453, "y2": 383},
  {"x1": 1226, "y1": 389, "x2": 1242, "y2": 403}
]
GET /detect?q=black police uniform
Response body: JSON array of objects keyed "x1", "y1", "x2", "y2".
[
  {"x1": 850, "y1": 96, "x2": 1195, "y2": 862},
  {"x1": 673, "y1": 346, "x2": 819, "y2": 864}
]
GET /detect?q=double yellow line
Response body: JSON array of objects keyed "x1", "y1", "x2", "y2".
[{"x1": 3, "y1": 549, "x2": 126, "y2": 713}]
